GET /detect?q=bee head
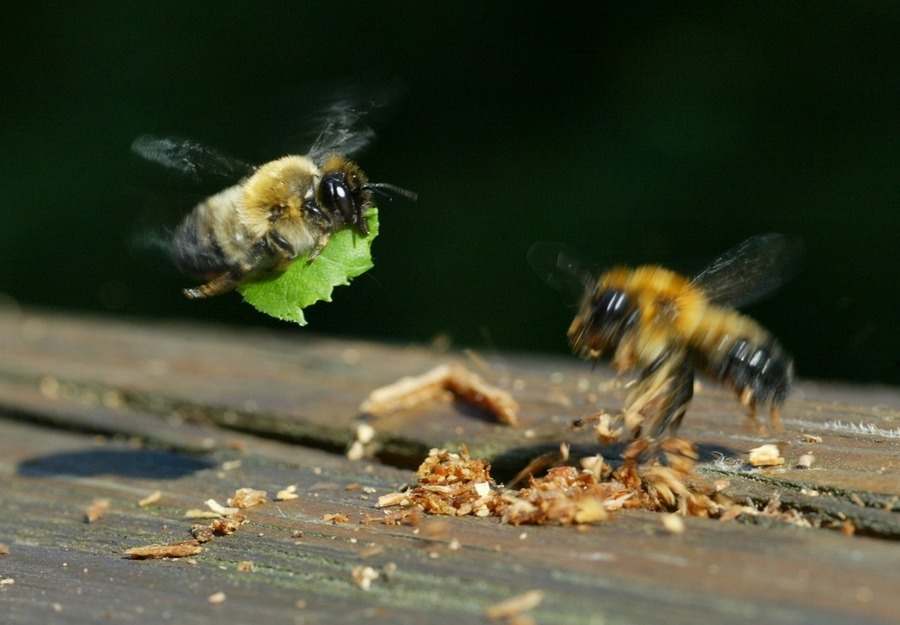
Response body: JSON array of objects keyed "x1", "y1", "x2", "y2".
[
  {"x1": 318, "y1": 155, "x2": 417, "y2": 237},
  {"x1": 318, "y1": 163, "x2": 372, "y2": 235},
  {"x1": 569, "y1": 287, "x2": 638, "y2": 359}
]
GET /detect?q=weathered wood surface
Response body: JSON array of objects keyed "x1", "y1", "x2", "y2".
[{"x1": 0, "y1": 308, "x2": 898, "y2": 625}]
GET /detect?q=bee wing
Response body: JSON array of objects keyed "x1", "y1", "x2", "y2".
[
  {"x1": 131, "y1": 134, "x2": 256, "y2": 185},
  {"x1": 528, "y1": 242, "x2": 597, "y2": 301},
  {"x1": 690, "y1": 233, "x2": 804, "y2": 308},
  {"x1": 305, "y1": 99, "x2": 378, "y2": 163}
]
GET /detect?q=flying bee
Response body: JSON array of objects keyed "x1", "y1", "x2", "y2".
[
  {"x1": 132, "y1": 105, "x2": 416, "y2": 299},
  {"x1": 530, "y1": 234, "x2": 802, "y2": 445}
]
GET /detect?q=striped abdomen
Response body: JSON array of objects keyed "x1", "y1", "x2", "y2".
[{"x1": 692, "y1": 308, "x2": 793, "y2": 411}]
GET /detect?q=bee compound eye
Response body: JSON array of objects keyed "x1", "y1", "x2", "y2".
[
  {"x1": 594, "y1": 290, "x2": 629, "y2": 322},
  {"x1": 321, "y1": 175, "x2": 355, "y2": 224}
]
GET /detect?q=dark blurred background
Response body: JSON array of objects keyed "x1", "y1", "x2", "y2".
[{"x1": 1, "y1": 4, "x2": 897, "y2": 384}]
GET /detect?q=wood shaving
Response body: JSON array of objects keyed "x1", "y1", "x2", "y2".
[
  {"x1": 594, "y1": 411, "x2": 623, "y2": 444},
  {"x1": 228, "y1": 488, "x2": 267, "y2": 509},
  {"x1": 193, "y1": 513, "x2": 247, "y2": 542},
  {"x1": 376, "y1": 447, "x2": 502, "y2": 517},
  {"x1": 378, "y1": 446, "x2": 725, "y2": 526},
  {"x1": 346, "y1": 440, "x2": 366, "y2": 461},
  {"x1": 748, "y1": 444, "x2": 785, "y2": 467},
  {"x1": 356, "y1": 423, "x2": 376, "y2": 444},
  {"x1": 209, "y1": 512, "x2": 246, "y2": 535},
  {"x1": 183, "y1": 509, "x2": 224, "y2": 520},
  {"x1": 84, "y1": 499, "x2": 111, "y2": 523},
  {"x1": 360, "y1": 364, "x2": 519, "y2": 426},
  {"x1": 137, "y1": 490, "x2": 162, "y2": 507},
  {"x1": 191, "y1": 525, "x2": 216, "y2": 543},
  {"x1": 347, "y1": 423, "x2": 378, "y2": 461},
  {"x1": 350, "y1": 565, "x2": 379, "y2": 591},
  {"x1": 275, "y1": 485, "x2": 299, "y2": 501},
  {"x1": 802, "y1": 434, "x2": 823, "y2": 443},
  {"x1": 502, "y1": 467, "x2": 611, "y2": 525},
  {"x1": 723, "y1": 491, "x2": 811, "y2": 528},
  {"x1": 204, "y1": 499, "x2": 240, "y2": 516},
  {"x1": 323, "y1": 512, "x2": 350, "y2": 524},
  {"x1": 132, "y1": 494, "x2": 249, "y2": 561},
  {"x1": 377, "y1": 508, "x2": 422, "y2": 527},
  {"x1": 661, "y1": 513, "x2": 685, "y2": 534},
  {"x1": 207, "y1": 591, "x2": 226, "y2": 604},
  {"x1": 485, "y1": 589, "x2": 544, "y2": 621},
  {"x1": 376, "y1": 491, "x2": 410, "y2": 508},
  {"x1": 125, "y1": 540, "x2": 203, "y2": 559}
]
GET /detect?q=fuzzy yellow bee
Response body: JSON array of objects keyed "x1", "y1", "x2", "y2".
[
  {"x1": 132, "y1": 106, "x2": 415, "y2": 299},
  {"x1": 532, "y1": 234, "x2": 801, "y2": 443}
]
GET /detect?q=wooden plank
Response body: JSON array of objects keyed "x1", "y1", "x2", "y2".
[
  {"x1": 1, "y1": 308, "x2": 899, "y2": 624},
  {"x1": 1, "y1": 420, "x2": 898, "y2": 625},
  {"x1": 1, "y1": 309, "x2": 897, "y2": 528}
]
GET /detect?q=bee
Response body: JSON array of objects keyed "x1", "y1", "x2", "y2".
[
  {"x1": 530, "y1": 234, "x2": 801, "y2": 445},
  {"x1": 132, "y1": 105, "x2": 416, "y2": 299}
]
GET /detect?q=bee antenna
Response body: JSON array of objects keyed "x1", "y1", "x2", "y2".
[{"x1": 364, "y1": 182, "x2": 418, "y2": 202}]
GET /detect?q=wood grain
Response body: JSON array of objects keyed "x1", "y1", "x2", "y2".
[{"x1": 0, "y1": 308, "x2": 898, "y2": 624}]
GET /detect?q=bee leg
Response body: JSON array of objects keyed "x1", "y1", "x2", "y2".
[
  {"x1": 641, "y1": 356, "x2": 694, "y2": 442},
  {"x1": 183, "y1": 271, "x2": 242, "y2": 299},
  {"x1": 306, "y1": 232, "x2": 332, "y2": 263},
  {"x1": 745, "y1": 403, "x2": 757, "y2": 423},
  {"x1": 769, "y1": 405, "x2": 784, "y2": 432},
  {"x1": 659, "y1": 438, "x2": 699, "y2": 474},
  {"x1": 620, "y1": 439, "x2": 647, "y2": 486},
  {"x1": 619, "y1": 354, "x2": 693, "y2": 466}
]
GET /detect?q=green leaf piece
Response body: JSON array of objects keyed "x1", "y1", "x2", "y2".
[{"x1": 237, "y1": 210, "x2": 379, "y2": 325}]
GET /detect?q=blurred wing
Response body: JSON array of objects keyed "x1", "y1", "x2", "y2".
[
  {"x1": 307, "y1": 101, "x2": 376, "y2": 162},
  {"x1": 691, "y1": 233, "x2": 804, "y2": 308},
  {"x1": 131, "y1": 134, "x2": 256, "y2": 185},
  {"x1": 527, "y1": 241, "x2": 596, "y2": 302},
  {"x1": 306, "y1": 88, "x2": 399, "y2": 162}
]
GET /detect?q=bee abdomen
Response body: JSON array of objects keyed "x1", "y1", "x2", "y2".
[
  {"x1": 171, "y1": 209, "x2": 230, "y2": 278},
  {"x1": 713, "y1": 338, "x2": 793, "y2": 407}
]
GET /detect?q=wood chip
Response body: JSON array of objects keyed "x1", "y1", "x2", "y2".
[
  {"x1": 84, "y1": 499, "x2": 110, "y2": 523},
  {"x1": 275, "y1": 485, "x2": 299, "y2": 501},
  {"x1": 125, "y1": 540, "x2": 203, "y2": 559},
  {"x1": 210, "y1": 513, "x2": 246, "y2": 535},
  {"x1": 323, "y1": 512, "x2": 350, "y2": 524},
  {"x1": 485, "y1": 590, "x2": 544, "y2": 620},
  {"x1": 360, "y1": 364, "x2": 519, "y2": 426},
  {"x1": 350, "y1": 565, "x2": 379, "y2": 591},
  {"x1": 748, "y1": 444, "x2": 785, "y2": 467},
  {"x1": 137, "y1": 490, "x2": 162, "y2": 507},
  {"x1": 661, "y1": 513, "x2": 685, "y2": 534},
  {"x1": 184, "y1": 509, "x2": 225, "y2": 520},
  {"x1": 203, "y1": 499, "x2": 240, "y2": 516},
  {"x1": 191, "y1": 525, "x2": 216, "y2": 543},
  {"x1": 378, "y1": 444, "x2": 723, "y2": 526},
  {"x1": 228, "y1": 488, "x2": 267, "y2": 509}
]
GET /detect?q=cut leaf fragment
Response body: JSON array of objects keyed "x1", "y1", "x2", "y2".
[{"x1": 237, "y1": 210, "x2": 379, "y2": 324}]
